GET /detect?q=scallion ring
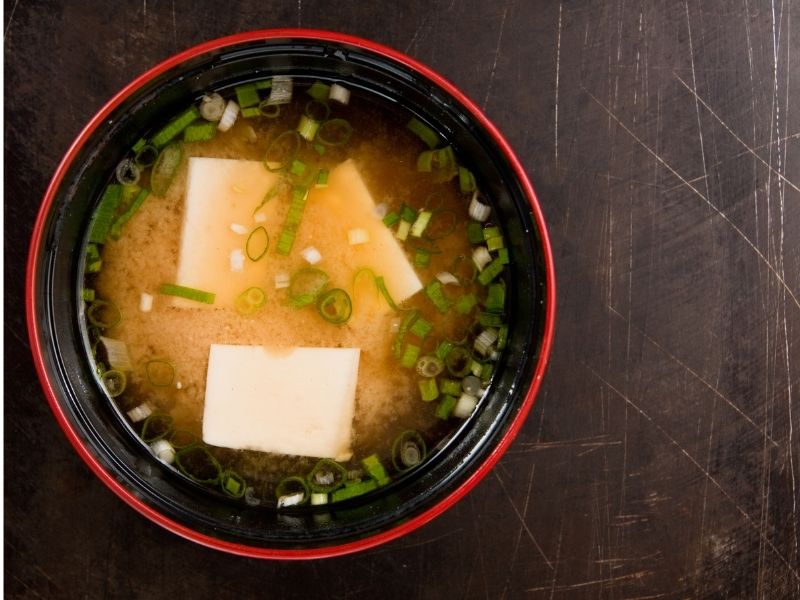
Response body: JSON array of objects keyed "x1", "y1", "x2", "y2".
[
  {"x1": 175, "y1": 444, "x2": 222, "y2": 485},
  {"x1": 391, "y1": 430, "x2": 428, "y2": 472},
  {"x1": 133, "y1": 143, "x2": 159, "y2": 168},
  {"x1": 424, "y1": 210, "x2": 458, "y2": 240},
  {"x1": 221, "y1": 470, "x2": 247, "y2": 498},
  {"x1": 169, "y1": 429, "x2": 199, "y2": 449},
  {"x1": 145, "y1": 359, "x2": 175, "y2": 387},
  {"x1": 305, "y1": 99, "x2": 330, "y2": 122},
  {"x1": 258, "y1": 99, "x2": 281, "y2": 118},
  {"x1": 245, "y1": 226, "x2": 269, "y2": 261},
  {"x1": 141, "y1": 413, "x2": 174, "y2": 443},
  {"x1": 288, "y1": 267, "x2": 329, "y2": 307},
  {"x1": 235, "y1": 286, "x2": 267, "y2": 316},
  {"x1": 87, "y1": 300, "x2": 122, "y2": 329},
  {"x1": 307, "y1": 459, "x2": 347, "y2": 493},
  {"x1": 317, "y1": 118, "x2": 353, "y2": 146},
  {"x1": 115, "y1": 158, "x2": 141, "y2": 186},
  {"x1": 316, "y1": 288, "x2": 352, "y2": 324},
  {"x1": 415, "y1": 355, "x2": 444, "y2": 378},
  {"x1": 275, "y1": 475, "x2": 310, "y2": 507},
  {"x1": 264, "y1": 130, "x2": 301, "y2": 172},
  {"x1": 445, "y1": 346, "x2": 472, "y2": 378},
  {"x1": 100, "y1": 369, "x2": 126, "y2": 397}
]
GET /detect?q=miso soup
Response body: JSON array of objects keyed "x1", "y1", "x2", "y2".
[{"x1": 81, "y1": 77, "x2": 510, "y2": 508}]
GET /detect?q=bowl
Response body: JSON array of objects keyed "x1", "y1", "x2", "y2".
[{"x1": 26, "y1": 29, "x2": 555, "y2": 558}]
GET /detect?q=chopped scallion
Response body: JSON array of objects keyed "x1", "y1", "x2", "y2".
[
  {"x1": 485, "y1": 283, "x2": 506, "y2": 313},
  {"x1": 235, "y1": 286, "x2": 267, "y2": 316},
  {"x1": 459, "y1": 166, "x2": 477, "y2": 193},
  {"x1": 151, "y1": 105, "x2": 200, "y2": 147},
  {"x1": 150, "y1": 142, "x2": 183, "y2": 197},
  {"x1": 400, "y1": 344, "x2": 421, "y2": 369},
  {"x1": 416, "y1": 355, "x2": 444, "y2": 378},
  {"x1": 235, "y1": 82, "x2": 261, "y2": 108},
  {"x1": 414, "y1": 248, "x2": 432, "y2": 268},
  {"x1": 265, "y1": 130, "x2": 301, "y2": 172},
  {"x1": 221, "y1": 470, "x2": 247, "y2": 498},
  {"x1": 245, "y1": 226, "x2": 269, "y2": 260},
  {"x1": 175, "y1": 444, "x2": 221, "y2": 485},
  {"x1": 331, "y1": 479, "x2": 378, "y2": 502},
  {"x1": 307, "y1": 81, "x2": 331, "y2": 101},
  {"x1": 477, "y1": 258, "x2": 505, "y2": 285},
  {"x1": 407, "y1": 117, "x2": 440, "y2": 149},
  {"x1": 439, "y1": 378, "x2": 462, "y2": 396},
  {"x1": 100, "y1": 369, "x2": 126, "y2": 397},
  {"x1": 307, "y1": 459, "x2": 347, "y2": 493},
  {"x1": 435, "y1": 395, "x2": 458, "y2": 419},
  {"x1": 391, "y1": 430, "x2": 427, "y2": 471},
  {"x1": 288, "y1": 267, "x2": 329, "y2": 307},
  {"x1": 455, "y1": 293, "x2": 478, "y2": 315},
  {"x1": 158, "y1": 283, "x2": 215, "y2": 304},
  {"x1": 110, "y1": 188, "x2": 149, "y2": 240},
  {"x1": 361, "y1": 454, "x2": 391, "y2": 487},
  {"x1": 87, "y1": 299, "x2": 121, "y2": 329},
  {"x1": 424, "y1": 280, "x2": 451, "y2": 313},
  {"x1": 145, "y1": 358, "x2": 175, "y2": 387},
  {"x1": 317, "y1": 118, "x2": 353, "y2": 146},
  {"x1": 88, "y1": 184, "x2": 122, "y2": 244},
  {"x1": 316, "y1": 288, "x2": 352, "y2": 324},
  {"x1": 409, "y1": 317, "x2": 432, "y2": 339},
  {"x1": 182, "y1": 121, "x2": 217, "y2": 142},
  {"x1": 382, "y1": 212, "x2": 400, "y2": 227}
]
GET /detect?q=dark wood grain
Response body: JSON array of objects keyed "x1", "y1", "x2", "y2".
[{"x1": 5, "y1": 1, "x2": 799, "y2": 598}]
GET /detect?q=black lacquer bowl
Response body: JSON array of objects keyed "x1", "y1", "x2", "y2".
[{"x1": 26, "y1": 29, "x2": 555, "y2": 558}]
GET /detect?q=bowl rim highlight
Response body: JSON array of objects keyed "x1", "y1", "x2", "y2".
[{"x1": 26, "y1": 28, "x2": 556, "y2": 559}]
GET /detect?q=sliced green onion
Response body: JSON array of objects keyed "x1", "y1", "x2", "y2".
[
  {"x1": 316, "y1": 169, "x2": 329, "y2": 188},
  {"x1": 435, "y1": 395, "x2": 458, "y2": 419},
  {"x1": 241, "y1": 105, "x2": 261, "y2": 119},
  {"x1": 87, "y1": 299, "x2": 122, "y2": 329},
  {"x1": 275, "y1": 476, "x2": 309, "y2": 507},
  {"x1": 391, "y1": 430, "x2": 427, "y2": 471},
  {"x1": 400, "y1": 205, "x2": 417, "y2": 223},
  {"x1": 221, "y1": 470, "x2": 247, "y2": 498},
  {"x1": 382, "y1": 212, "x2": 400, "y2": 227},
  {"x1": 374, "y1": 276, "x2": 400, "y2": 311},
  {"x1": 393, "y1": 309, "x2": 420, "y2": 358},
  {"x1": 414, "y1": 248, "x2": 432, "y2": 268},
  {"x1": 395, "y1": 220, "x2": 411, "y2": 241},
  {"x1": 478, "y1": 312, "x2": 504, "y2": 328},
  {"x1": 158, "y1": 283, "x2": 215, "y2": 304},
  {"x1": 100, "y1": 369, "x2": 126, "y2": 397},
  {"x1": 235, "y1": 82, "x2": 261, "y2": 108},
  {"x1": 288, "y1": 267, "x2": 329, "y2": 307},
  {"x1": 439, "y1": 378, "x2": 462, "y2": 396},
  {"x1": 254, "y1": 177, "x2": 290, "y2": 215},
  {"x1": 407, "y1": 117, "x2": 440, "y2": 149},
  {"x1": 313, "y1": 142, "x2": 326, "y2": 155},
  {"x1": 134, "y1": 144, "x2": 159, "y2": 168},
  {"x1": 199, "y1": 93, "x2": 226, "y2": 121},
  {"x1": 459, "y1": 166, "x2": 477, "y2": 193},
  {"x1": 416, "y1": 355, "x2": 444, "y2": 378},
  {"x1": 435, "y1": 340, "x2": 454, "y2": 361},
  {"x1": 150, "y1": 439, "x2": 176, "y2": 464},
  {"x1": 424, "y1": 280, "x2": 451, "y2": 313},
  {"x1": 307, "y1": 459, "x2": 347, "y2": 493},
  {"x1": 175, "y1": 444, "x2": 221, "y2": 485},
  {"x1": 150, "y1": 142, "x2": 183, "y2": 197},
  {"x1": 485, "y1": 283, "x2": 506, "y2": 313},
  {"x1": 182, "y1": 121, "x2": 217, "y2": 142},
  {"x1": 255, "y1": 79, "x2": 272, "y2": 90},
  {"x1": 235, "y1": 286, "x2": 267, "y2": 316},
  {"x1": 151, "y1": 105, "x2": 200, "y2": 147},
  {"x1": 264, "y1": 130, "x2": 301, "y2": 172},
  {"x1": 217, "y1": 100, "x2": 240, "y2": 132},
  {"x1": 445, "y1": 346, "x2": 472, "y2": 377},
  {"x1": 276, "y1": 185, "x2": 309, "y2": 255},
  {"x1": 467, "y1": 222, "x2": 485, "y2": 244},
  {"x1": 145, "y1": 358, "x2": 175, "y2": 387},
  {"x1": 424, "y1": 210, "x2": 457, "y2": 240},
  {"x1": 497, "y1": 325, "x2": 509, "y2": 351},
  {"x1": 297, "y1": 115, "x2": 320, "y2": 141},
  {"x1": 473, "y1": 246, "x2": 492, "y2": 271},
  {"x1": 317, "y1": 118, "x2": 353, "y2": 146},
  {"x1": 141, "y1": 413, "x2": 174, "y2": 443},
  {"x1": 362, "y1": 454, "x2": 391, "y2": 486},
  {"x1": 453, "y1": 393, "x2": 478, "y2": 419},
  {"x1": 115, "y1": 158, "x2": 140, "y2": 186},
  {"x1": 487, "y1": 235, "x2": 505, "y2": 252},
  {"x1": 99, "y1": 336, "x2": 133, "y2": 371},
  {"x1": 110, "y1": 188, "x2": 149, "y2": 240},
  {"x1": 480, "y1": 362, "x2": 494, "y2": 383},
  {"x1": 455, "y1": 293, "x2": 478, "y2": 315},
  {"x1": 474, "y1": 328, "x2": 499, "y2": 356},
  {"x1": 331, "y1": 479, "x2": 378, "y2": 502},
  {"x1": 290, "y1": 159, "x2": 307, "y2": 177},
  {"x1": 316, "y1": 288, "x2": 352, "y2": 324},
  {"x1": 85, "y1": 242, "x2": 102, "y2": 273},
  {"x1": 169, "y1": 429, "x2": 199, "y2": 449},
  {"x1": 409, "y1": 317, "x2": 432, "y2": 339},
  {"x1": 400, "y1": 344, "x2": 421, "y2": 369},
  {"x1": 307, "y1": 81, "x2": 331, "y2": 101},
  {"x1": 245, "y1": 226, "x2": 269, "y2": 260},
  {"x1": 305, "y1": 99, "x2": 330, "y2": 121},
  {"x1": 410, "y1": 210, "x2": 432, "y2": 237},
  {"x1": 329, "y1": 83, "x2": 350, "y2": 104},
  {"x1": 88, "y1": 184, "x2": 122, "y2": 244},
  {"x1": 132, "y1": 138, "x2": 147, "y2": 153},
  {"x1": 477, "y1": 258, "x2": 505, "y2": 285},
  {"x1": 418, "y1": 378, "x2": 439, "y2": 402},
  {"x1": 497, "y1": 247, "x2": 510, "y2": 265},
  {"x1": 82, "y1": 288, "x2": 95, "y2": 302},
  {"x1": 258, "y1": 99, "x2": 281, "y2": 118}
]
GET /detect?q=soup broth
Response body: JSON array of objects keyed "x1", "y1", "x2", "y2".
[{"x1": 82, "y1": 78, "x2": 510, "y2": 507}]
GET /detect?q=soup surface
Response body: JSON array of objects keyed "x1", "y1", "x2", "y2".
[{"x1": 82, "y1": 78, "x2": 509, "y2": 506}]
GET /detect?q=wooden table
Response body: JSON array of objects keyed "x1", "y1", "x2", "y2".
[{"x1": 6, "y1": 1, "x2": 799, "y2": 597}]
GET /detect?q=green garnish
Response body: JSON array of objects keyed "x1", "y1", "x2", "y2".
[
  {"x1": 221, "y1": 470, "x2": 247, "y2": 498},
  {"x1": 391, "y1": 430, "x2": 427, "y2": 471},
  {"x1": 307, "y1": 459, "x2": 347, "y2": 493},
  {"x1": 100, "y1": 369, "x2": 126, "y2": 397},
  {"x1": 418, "y1": 378, "x2": 439, "y2": 402},
  {"x1": 245, "y1": 226, "x2": 269, "y2": 261},
  {"x1": 400, "y1": 344, "x2": 421, "y2": 369},
  {"x1": 150, "y1": 105, "x2": 200, "y2": 147},
  {"x1": 234, "y1": 286, "x2": 267, "y2": 316},
  {"x1": 288, "y1": 267, "x2": 329, "y2": 307},
  {"x1": 485, "y1": 283, "x2": 505, "y2": 313},
  {"x1": 316, "y1": 288, "x2": 352, "y2": 324},
  {"x1": 275, "y1": 476, "x2": 309, "y2": 504},
  {"x1": 409, "y1": 317, "x2": 432, "y2": 339},
  {"x1": 264, "y1": 130, "x2": 301, "y2": 172},
  {"x1": 150, "y1": 142, "x2": 183, "y2": 197},
  {"x1": 297, "y1": 115, "x2": 320, "y2": 141},
  {"x1": 315, "y1": 169, "x2": 329, "y2": 188},
  {"x1": 439, "y1": 378, "x2": 462, "y2": 396},
  {"x1": 182, "y1": 121, "x2": 217, "y2": 142},
  {"x1": 467, "y1": 222, "x2": 485, "y2": 244},
  {"x1": 235, "y1": 82, "x2": 261, "y2": 108},
  {"x1": 406, "y1": 117, "x2": 440, "y2": 149},
  {"x1": 317, "y1": 118, "x2": 353, "y2": 146},
  {"x1": 424, "y1": 280, "x2": 451, "y2": 313},
  {"x1": 455, "y1": 293, "x2": 478, "y2": 315},
  {"x1": 276, "y1": 185, "x2": 309, "y2": 255},
  {"x1": 145, "y1": 359, "x2": 175, "y2": 387},
  {"x1": 258, "y1": 100, "x2": 281, "y2": 118},
  {"x1": 435, "y1": 395, "x2": 458, "y2": 419},
  {"x1": 175, "y1": 444, "x2": 222, "y2": 485},
  {"x1": 382, "y1": 212, "x2": 400, "y2": 227},
  {"x1": 110, "y1": 188, "x2": 149, "y2": 240},
  {"x1": 306, "y1": 81, "x2": 331, "y2": 102},
  {"x1": 362, "y1": 454, "x2": 391, "y2": 487},
  {"x1": 459, "y1": 166, "x2": 477, "y2": 193},
  {"x1": 158, "y1": 283, "x2": 215, "y2": 304},
  {"x1": 133, "y1": 143, "x2": 159, "y2": 168},
  {"x1": 141, "y1": 413, "x2": 174, "y2": 443},
  {"x1": 477, "y1": 258, "x2": 505, "y2": 285},
  {"x1": 445, "y1": 346, "x2": 472, "y2": 377},
  {"x1": 87, "y1": 184, "x2": 122, "y2": 244},
  {"x1": 331, "y1": 479, "x2": 378, "y2": 502},
  {"x1": 86, "y1": 299, "x2": 121, "y2": 329}
]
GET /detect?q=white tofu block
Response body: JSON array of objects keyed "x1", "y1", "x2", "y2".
[
  {"x1": 175, "y1": 157, "x2": 280, "y2": 307},
  {"x1": 308, "y1": 160, "x2": 423, "y2": 305},
  {"x1": 202, "y1": 344, "x2": 360, "y2": 460}
]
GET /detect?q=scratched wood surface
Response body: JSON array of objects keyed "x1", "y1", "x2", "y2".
[{"x1": 5, "y1": 1, "x2": 799, "y2": 598}]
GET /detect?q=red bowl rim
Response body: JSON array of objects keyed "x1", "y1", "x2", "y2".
[{"x1": 25, "y1": 28, "x2": 556, "y2": 560}]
